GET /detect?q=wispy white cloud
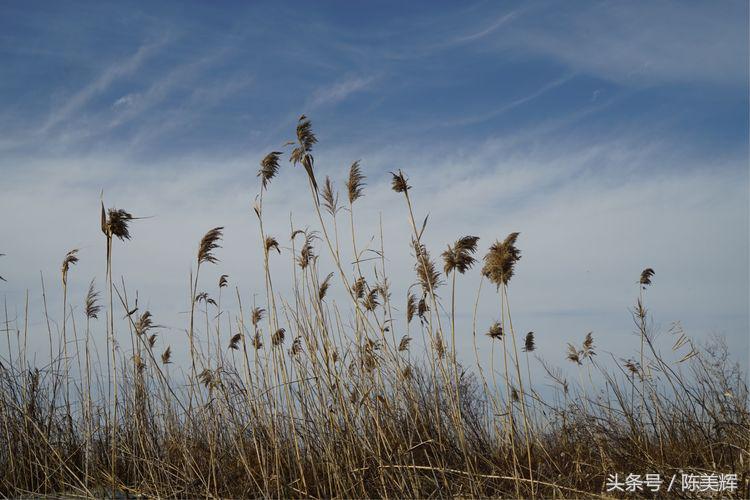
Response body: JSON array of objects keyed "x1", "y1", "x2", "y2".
[
  {"x1": 308, "y1": 75, "x2": 375, "y2": 109},
  {"x1": 38, "y1": 37, "x2": 168, "y2": 135}
]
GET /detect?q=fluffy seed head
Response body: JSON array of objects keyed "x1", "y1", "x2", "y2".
[
  {"x1": 640, "y1": 268, "x2": 655, "y2": 287},
  {"x1": 413, "y1": 240, "x2": 442, "y2": 293},
  {"x1": 218, "y1": 274, "x2": 229, "y2": 288},
  {"x1": 321, "y1": 176, "x2": 339, "y2": 216},
  {"x1": 251, "y1": 307, "x2": 265, "y2": 326},
  {"x1": 265, "y1": 236, "x2": 280, "y2": 254},
  {"x1": 482, "y1": 232, "x2": 521, "y2": 287},
  {"x1": 161, "y1": 346, "x2": 172, "y2": 364},
  {"x1": 390, "y1": 170, "x2": 410, "y2": 193},
  {"x1": 319, "y1": 272, "x2": 333, "y2": 301},
  {"x1": 406, "y1": 292, "x2": 417, "y2": 324},
  {"x1": 399, "y1": 335, "x2": 412, "y2": 352},
  {"x1": 442, "y1": 235, "x2": 479, "y2": 275},
  {"x1": 487, "y1": 322, "x2": 503, "y2": 340},
  {"x1": 198, "y1": 227, "x2": 223, "y2": 265},
  {"x1": 229, "y1": 333, "x2": 242, "y2": 350},
  {"x1": 85, "y1": 279, "x2": 101, "y2": 319},
  {"x1": 272, "y1": 328, "x2": 286, "y2": 347},
  {"x1": 104, "y1": 208, "x2": 134, "y2": 241},
  {"x1": 258, "y1": 151, "x2": 282, "y2": 189},
  {"x1": 346, "y1": 161, "x2": 366, "y2": 204},
  {"x1": 61, "y1": 249, "x2": 79, "y2": 285},
  {"x1": 523, "y1": 331, "x2": 536, "y2": 352}
]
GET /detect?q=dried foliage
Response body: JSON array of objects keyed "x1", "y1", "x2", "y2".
[
  {"x1": 487, "y1": 322, "x2": 504, "y2": 340},
  {"x1": 390, "y1": 170, "x2": 410, "y2": 193},
  {"x1": 346, "y1": 160, "x2": 366, "y2": 204},
  {"x1": 198, "y1": 227, "x2": 224, "y2": 265},
  {"x1": 442, "y1": 235, "x2": 479, "y2": 275},
  {"x1": 84, "y1": 279, "x2": 101, "y2": 319},
  {"x1": 640, "y1": 267, "x2": 655, "y2": 287},
  {"x1": 258, "y1": 151, "x2": 283, "y2": 189},
  {"x1": 523, "y1": 331, "x2": 536, "y2": 353},
  {"x1": 482, "y1": 232, "x2": 521, "y2": 287}
]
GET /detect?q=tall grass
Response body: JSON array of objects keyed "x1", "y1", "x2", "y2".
[{"x1": 0, "y1": 117, "x2": 747, "y2": 498}]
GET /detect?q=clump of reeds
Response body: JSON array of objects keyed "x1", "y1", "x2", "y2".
[{"x1": 0, "y1": 117, "x2": 747, "y2": 500}]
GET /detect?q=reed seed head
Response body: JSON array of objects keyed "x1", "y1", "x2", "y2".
[
  {"x1": 229, "y1": 333, "x2": 242, "y2": 350},
  {"x1": 406, "y1": 292, "x2": 417, "y2": 324},
  {"x1": 319, "y1": 272, "x2": 333, "y2": 301},
  {"x1": 640, "y1": 268, "x2": 655, "y2": 287},
  {"x1": 346, "y1": 161, "x2": 366, "y2": 204},
  {"x1": 218, "y1": 274, "x2": 229, "y2": 288},
  {"x1": 399, "y1": 335, "x2": 412, "y2": 352},
  {"x1": 258, "y1": 151, "x2": 283, "y2": 189},
  {"x1": 566, "y1": 344, "x2": 582, "y2": 365},
  {"x1": 85, "y1": 279, "x2": 101, "y2": 319},
  {"x1": 352, "y1": 277, "x2": 366, "y2": 299},
  {"x1": 487, "y1": 322, "x2": 503, "y2": 340},
  {"x1": 321, "y1": 176, "x2": 339, "y2": 216},
  {"x1": 61, "y1": 249, "x2": 79, "y2": 286},
  {"x1": 161, "y1": 346, "x2": 172, "y2": 364},
  {"x1": 442, "y1": 235, "x2": 479, "y2": 275},
  {"x1": 272, "y1": 328, "x2": 286, "y2": 347},
  {"x1": 413, "y1": 240, "x2": 442, "y2": 293},
  {"x1": 523, "y1": 331, "x2": 536, "y2": 353},
  {"x1": 197, "y1": 227, "x2": 223, "y2": 265},
  {"x1": 251, "y1": 307, "x2": 265, "y2": 326},
  {"x1": 482, "y1": 232, "x2": 521, "y2": 287},
  {"x1": 390, "y1": 170, "x2": 410, "y2": 193},
  {"x1": 105, "y1": 208, "x2": 134, "y2": 241}
]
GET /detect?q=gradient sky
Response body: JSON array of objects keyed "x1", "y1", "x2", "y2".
[{"x1": 1, "y1": 1, "x2": 748, "y2": 378}]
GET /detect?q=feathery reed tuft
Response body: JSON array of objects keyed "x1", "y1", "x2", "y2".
[
  {"x1": 229, "y1": 333, "x2": 242, "y2": 350},
  {"x1": 413, "y1": 240, "x2": 442, "y2": 293},
  {"x1": 198, "y1": 227, "x2": 224, "y2": 265},
  {"x1": 218, "y1": 274, "x2": 229, "y2": 288},
  {"x1": 352, "y1": 277, "x2": 366, "y2": 299},
  {"x1": 258, "y1": 151, "x2": 283, "y2": 189},
  {"x1": 161, "y1": 346, "x2": 172, "y2": 364},
  {"x1": 398, "y1": 335, "x2": 412, "y2": 352},
  {"x1": 487, "y1": 322, "x2": 503, "y2": 340},
  {"x1": 85, "y1": 279, "x2": 101, "y2": 319},
  {"x1": 346, "y1": 161, "x2": 366, "y2": 204},
  {"x1": 442, "y1": 235, "x2": 479, "y2": 274},
  {"x1": 321, "y1": 177, "x2": 339, "y2": 216},
  {"x1": 61, "y1": 249, "x2": 79, "y2": 285},
  {"x1": 265, "y1": 236, "x2": 280, "y2": 254},
  {"x1": 640, "y1": 267, "x2": 655, "y2": 287},
  {"x1": 523, "y1": 331, "x2": 536, "y2": 352},
  {"x1": 390, "y1": 170, "x2": 410, "y2": 193},
  {"x1": 251, "y1": 307, "x2": 266, "y2": 326},
  {"x1": 319, "y1": 272, "x2": 334, "y2": 300},
  {"x1": 104, "y1": 207, "x2": 134, "y2": 240},
  {"x1": 482, "y1": 232, "x2": 521, "y2": 287},
  {"x1": 290, "y1": 115, "x2": 318, "y2": 191},
  {"x1": 406, "y1": 292, "x2": 417, "y2": 324},
  {"x1": 272, "y1": 328, "x2": 286, "y2": 347}
]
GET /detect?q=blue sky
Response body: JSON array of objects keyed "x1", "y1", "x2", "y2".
[{"x1": 0, "y1": 1, "x2": 748, "y2": 375}]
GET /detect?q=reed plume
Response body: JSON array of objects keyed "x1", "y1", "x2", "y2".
[
  {"x1": 390, "y1": 170, "x2": 410, "y2": 193},
  {"x1": 198, "y1": 227, "x2": 224, "y2": 265},
  {"x1": 259, "y1": 151, "x2": 283, "y2": 189},
  {"x1": 486, "y1": 322, "x2": 503, "y2": 340},
  {"x1": 321, "y1": 177, "x2": 339, "y2": 216},
  {"x1": 319, "y1": 272, "x2": 333, "y2": 300},
  {"x1": 85, "y1": 279, "x2": 101, "y2": 319},
  {"x1": 161, "y1": 346, "x2": 172, "y2": 364},
  {"x1": 61, "y1": 249, "x2": 79, "y2": 286},
  {"x1": 482, "y1": 232, "x2": 521, "y2": 287},
  {"x1": 442, "y1": 236, "x2": 479, "y2": 275},
  {"x1": 346, "y1": 161, "x2": 366, "y2": 204},
  {"x1": 523, "y1": 332, "x2": 536, "y2": 353},
  {"x1": 640, "y1": 267, "x2": 655, "y2": 287},
  {"x1": 290, "y1": 115, "x2": 318, "y2": 191}
]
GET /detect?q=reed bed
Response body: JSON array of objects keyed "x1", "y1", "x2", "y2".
[{"x1": 0, "y1": 116, "x2": 747, "y2": 498}]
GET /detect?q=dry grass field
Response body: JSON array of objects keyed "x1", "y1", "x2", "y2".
[{"x1": 0, "y1": 117, "x2": 747, "y2": 498}]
